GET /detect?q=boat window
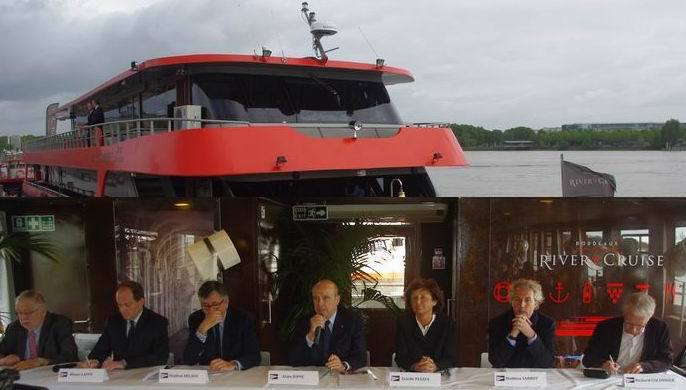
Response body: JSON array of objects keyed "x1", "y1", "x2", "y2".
[
  {"x1": 104, "y1": 97, "x2": 137, "y2": 122},
  {"x1": 142, "y1": 86, "x2": 176, "y2": 118},
  {"x1": 352, "y1": 235, "x2": 407, "y2": 309},
  {"x1": 620, "y1": 229, "x2": 650, "y2": 254},
  {"x1": 192, "y1": 73, "x2": 402, "y2": 124}
]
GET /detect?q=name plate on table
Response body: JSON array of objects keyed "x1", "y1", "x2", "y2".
[
  {"x1": 159, "y1": 369, "x2": 209, "y2": 384},
  {"x1": 624, "y1": 373, "x2": 677, "y2": 388},
  {"x1": 388, "y1": 372, "x2": 441, "y2": 387},
  {"x1": 494, "y1": 372, "x2": 547, "y2": 387},
  {"x1": 267, "y1": 370, "x2": 319, "y2": 386},
  {"x1": 57, "y1": 368, "x2": 108, "y2": 383}
]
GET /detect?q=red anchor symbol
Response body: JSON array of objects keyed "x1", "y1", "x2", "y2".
[{"x1": 549, "y1": 281, "x2": 570, "y2": 304}]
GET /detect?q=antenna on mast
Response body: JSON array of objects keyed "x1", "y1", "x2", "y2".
[{"x1": 301, "y1": 2, "x2": 338, "y2": 61}]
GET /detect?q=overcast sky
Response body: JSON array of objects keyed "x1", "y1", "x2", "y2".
[{"x1": 1, "y1": 0, "x2": 685, "y2": 135}]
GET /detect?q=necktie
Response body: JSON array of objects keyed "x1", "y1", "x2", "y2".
[
  {"x1": 127, "y1": 320, "x2": 135, "y2": 340},
  {"x1": 321, "y1": 320, "x2": 332, "y2": 361},
  {"x1": 28, "y1": 331, "x2": 38, "y2": 359},
  {"x1": 215, "y1": 326, "x2": 223, "y2": 359}
]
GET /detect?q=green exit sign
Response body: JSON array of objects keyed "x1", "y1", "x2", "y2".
[
  {"x1": 292, "y1": 206, "x2": 328, "y2": 221},
  {"x1": 11, "y1": 215, "x2": 55, "y2": 232}
]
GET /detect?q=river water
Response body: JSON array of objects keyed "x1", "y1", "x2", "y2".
[{"x1": 428, "y1": 150, "x2": 686, "y2": 197}]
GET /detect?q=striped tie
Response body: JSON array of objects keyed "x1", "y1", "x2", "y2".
[{"x1": 28, "y1": 331, "x2": 38, "y2": 359}]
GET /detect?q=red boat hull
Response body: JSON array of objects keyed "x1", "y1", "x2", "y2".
[{"x1": 23, "y1": 126, "x2": 466, "y2": 196}]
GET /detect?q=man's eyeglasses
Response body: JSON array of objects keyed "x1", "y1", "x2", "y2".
[
  {"x1": 16, "y1": 308, "x2": 39, "y2": 317},
  {"x1": 201, "y1": 299, "x2": 225, "y2": 310}
]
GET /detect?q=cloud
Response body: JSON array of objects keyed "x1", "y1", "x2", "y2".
[{"x1": 1, "y1": 0, "x2": 685, "y2": 135}]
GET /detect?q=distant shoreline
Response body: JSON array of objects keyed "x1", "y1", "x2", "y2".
[{"x1": 462, "y1": 146, "x2": 685, "y2": 151}]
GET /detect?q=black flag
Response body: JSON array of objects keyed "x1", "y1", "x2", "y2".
[{"x1": 561, "y1": 158, "x2": 616, "y2": 197}]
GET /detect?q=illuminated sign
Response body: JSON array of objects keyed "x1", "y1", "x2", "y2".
[{"x1": 538, "y1": 254, "x2": 664, "y2": 270}]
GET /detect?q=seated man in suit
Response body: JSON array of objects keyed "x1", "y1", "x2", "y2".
[
  {"x1": 78, "y1": 281, "x2": 169, "y2": 371},
  {"x1": 288, "y1": 279, "x2": 366, "y2": 373},
  {"x1": 488, "y1": 278, "x2": 556, "y2": 368},
  {"x1": 395, "y1": 278, "x2": 455, "y2": 372},
  {"x1": 183, "y1": 281, "x2": 260, "y2": 371},
  {"x1": 0, "y1": 290, "x2": 77, "y2": 370},
  {"x1": 583, "y1": 292, "x2": 672, "y2": 374}
]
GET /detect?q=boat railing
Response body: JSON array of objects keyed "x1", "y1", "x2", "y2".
[
  {"x1": 22, "y1": 118, "x2": 250, "y2": 152},
  {"x1": 413, "y1": 122, "x2": 451, "y2": 128},
  {"x1": 23, "y1": 118, "x2": 445, "y2": 152}
]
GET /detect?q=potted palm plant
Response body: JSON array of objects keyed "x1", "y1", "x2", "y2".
[
  {"x1": 0, "y1": 231, "x2": 60, "y2": 332},
  {"x1": 272, "y1": 216, "x2": 400, "y2": 340}
]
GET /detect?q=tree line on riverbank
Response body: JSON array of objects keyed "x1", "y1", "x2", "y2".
[{"x1": 452, "y1": 119, "x2": 685, "y2": 150}]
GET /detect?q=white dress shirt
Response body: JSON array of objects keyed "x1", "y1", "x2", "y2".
[
  {"x1": 616, "y1": 329, "x2": 645, "y2": 368},
  {"x1": 416, "y1": 314, "x2": 436, "y2": 336}
]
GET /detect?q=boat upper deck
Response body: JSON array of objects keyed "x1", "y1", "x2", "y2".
[{"x1": 54, "y1": 54, "x2": 415, "y2": 118}]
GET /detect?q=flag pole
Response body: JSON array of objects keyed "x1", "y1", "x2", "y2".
[{"x1": 560, "y1": 153, "x2": 565, "y2": 196}]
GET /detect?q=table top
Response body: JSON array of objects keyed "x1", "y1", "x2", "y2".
[{"x1": 12, "y1": 365, "x2": 686, "y2": 389}]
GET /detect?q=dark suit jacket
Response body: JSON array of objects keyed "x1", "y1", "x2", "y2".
[
  {"x1": 88, "y1": 307, "x2": 169, "y2": 369},
  {"x1": 583, "y1": 316, "x2": 673, "y2": 373},
  {"x1": 91, "y1": 106, "x2": 104, "y2": 126},
  {"x1": 182, "y1": 306, "x2": 260, "y2": 369},
  {"x1": 676, "y1": 344, "x2": 686, "y2": 367},
  {"x1": 0, "y1": 312, "x2": 77, "y2": 364},
  {"x1": 395, "y1": 313, "x2": 456, "y2": 371},
  {"x1": 488, "y1": 309, "x2": 556, "y2": 368},
  {"x1": 288, "y1": 305, "x2": 367, "y2": 371}
]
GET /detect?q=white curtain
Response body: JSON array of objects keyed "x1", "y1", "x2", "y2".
[
  {"x1": 0, "y1": 257, "x2": 15, "y2": 326},
  {"x1": 0, "y1": 210, "x2": 15, "y2": 328}
]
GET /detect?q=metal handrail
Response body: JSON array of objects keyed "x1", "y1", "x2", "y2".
[
  {"x1": 22, "y1": 118, "x2": 250, "y2": 152},
  {"x1": 22, "y1": 117, "x2": 439, "y2": 153}
]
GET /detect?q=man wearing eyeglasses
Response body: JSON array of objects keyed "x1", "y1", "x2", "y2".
[
  {"x1": 183, "y1": 281, "x2": 260, "y2": 371},
  {"x1": 79, "y1": 281, "x2": 169, "y2": 371},
  {"x1": 583, "y1": 292, "x2": 673, "y2": 374},
  {"x1": 0, "y1": 290, "x2": 77, "y2": 370}
]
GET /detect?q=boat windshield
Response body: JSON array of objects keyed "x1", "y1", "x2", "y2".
[{"x1": 192, "y1": 73, "x2": 402, "y2": 124}]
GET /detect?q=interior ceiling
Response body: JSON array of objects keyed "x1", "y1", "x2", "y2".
[{"x1": 491, "y1": 198, "x2": 686, "y2": 228}]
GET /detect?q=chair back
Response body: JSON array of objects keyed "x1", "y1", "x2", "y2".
[
  {"x1": 260, "y1": 351, "x2": 271, "y2": 366},
  {"x1": 480, "y1": 352, "x2": 492, "y2": 368},
  {"x1": 391, "y1": 352, "x2": 399, "y2": 368},
  {"x1": 73, "y1": 333, "x2": 101, "y2": 361}
]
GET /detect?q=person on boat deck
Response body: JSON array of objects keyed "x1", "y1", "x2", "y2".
[
  {"x1": 90, "y1": 99, "x2": 104, "y2": 127},
  {"x1": 79, "y1": 281, "x2": 169, "y2": 371},
  {"x1": 488, "y1": 278, "x2": 556, "y2": 368},
  {"x1": 394, "y1": 278, "x2": 456, "y2": 372},
  {"x1": 583, "y1": 292, "x2": 673, "y2": 374},
  {"x1": 183, "y1": 281, "x2": 260, "y2": 371},
  {"x1": 0, "y1": 290, "x2": 78, "y2": 371},
  {"x1": 81, "y1": 100, "x2": 94, "y2": 146},
  {"x1": 85, "y1": 100, "x2": 93, "y2": 125},
  {"x1": 86, "y1": 98, "x2": 105, "y2": 146}
]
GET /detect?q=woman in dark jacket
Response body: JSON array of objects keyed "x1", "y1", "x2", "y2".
[{"x1": 394, "y1": 278, "x2": 455, "y2": 371}]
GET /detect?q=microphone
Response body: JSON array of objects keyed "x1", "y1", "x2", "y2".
[
  {"x1": 51, "y1": 363, "x2": 78, "y2": 373},
  {"x1": 0, "y1": 368, "x2": 20, "y2": 389},
  {"x1": 313, "y1": 325, "x2": 323, "y2": 346}
]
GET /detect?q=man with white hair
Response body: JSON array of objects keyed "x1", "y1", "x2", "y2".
[
  {"x1": 583, "y1": 292, "x2": 673, "y2": 374},
  {"x1": 0, "y1": 290, "x2": 77, "y2": 370},
  {"x1": 488, "y1": 279, "x2": 556, "y2": 368}
]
